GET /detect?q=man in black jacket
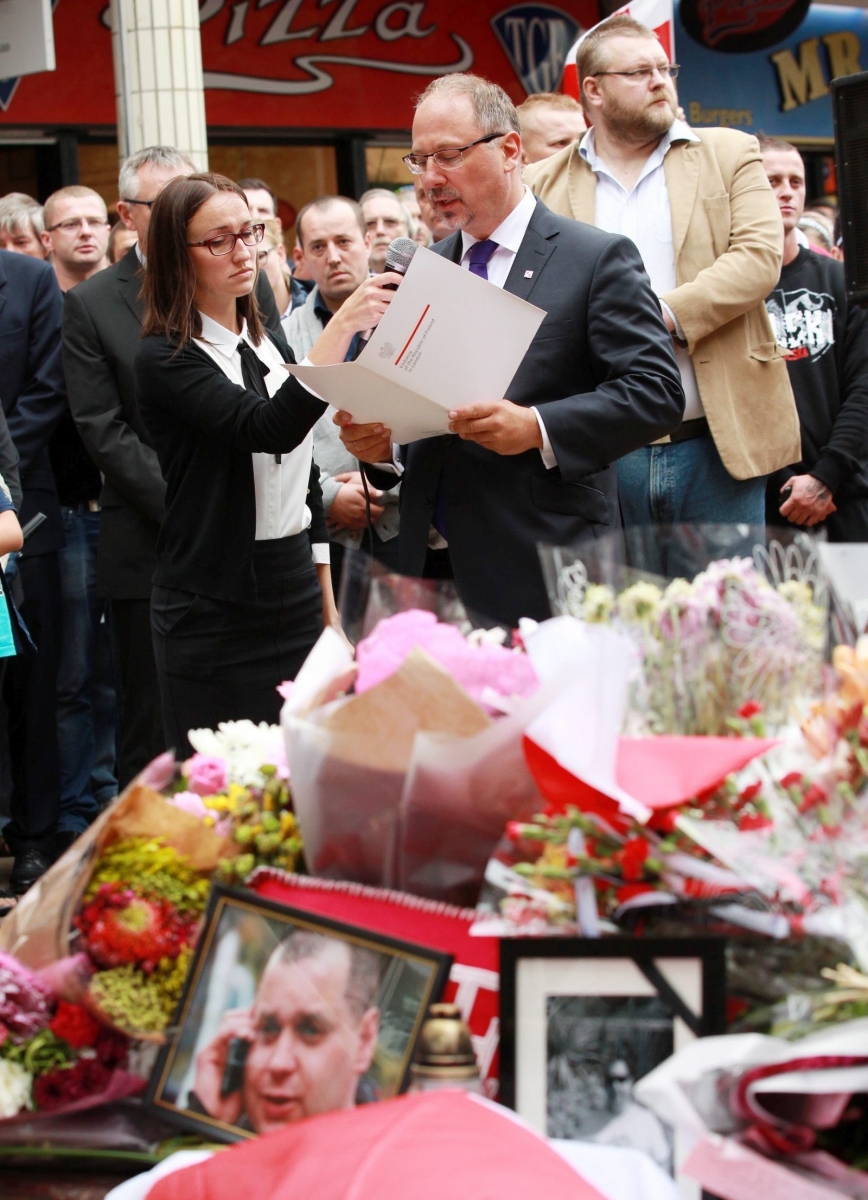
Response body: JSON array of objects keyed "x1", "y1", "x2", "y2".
[
  {"x1": 761, "y1": 137, "x2": 868, "y2": 540},
  {"x1": 63, "y1": 146, "x2": 286, "y2": 788},
  {"x1": 337, "y1": 74, "x2": 684, "y2": 625},
  {"x1": 0, "y1": 249, "x2": 67, "y2": 891}
]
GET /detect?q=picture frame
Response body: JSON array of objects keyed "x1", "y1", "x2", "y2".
[
  {"x1": 147, "y1": 884, "x2": 452, "y2": 1141},
  {"x1": 499, "y1": 937, "x2": 726, "y2": 1200}
]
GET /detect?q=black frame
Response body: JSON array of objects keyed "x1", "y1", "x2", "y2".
[
  {"x1": 499, "y1": 935, "x2": 726, "y2": 1115},
  {"x1": 147, "y1": 884, "x2": 452, "y2": 1142}
]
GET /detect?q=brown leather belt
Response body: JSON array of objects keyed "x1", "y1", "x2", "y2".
[{"x1": 654, "y1": 417, "x2": 710, "y2": 446}]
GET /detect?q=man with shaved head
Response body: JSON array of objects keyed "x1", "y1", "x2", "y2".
[{"x1": 41, "y1": 185, "x2": 110, "y2": 291}]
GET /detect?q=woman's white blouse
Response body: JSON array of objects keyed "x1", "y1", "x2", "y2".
[{"x1": 193, "y1": 312, "x2": 328, "y2": 563}]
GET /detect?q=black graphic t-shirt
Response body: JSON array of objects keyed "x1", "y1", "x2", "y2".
[{"x1": 765, "y1": 248, "x2": 868, "y2": 498}]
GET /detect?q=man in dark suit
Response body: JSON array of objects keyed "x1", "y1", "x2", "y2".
[
  {"x1": 0, "y1": 248, "x2": 67, "y2": 890},
  {"x1": 336, "y1": 74, "x2": 684, "y2": 625},
  {"x1": 63, "y1": 147, "x2": 290, "y2": 787}
]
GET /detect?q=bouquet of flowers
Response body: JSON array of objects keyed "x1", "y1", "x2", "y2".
[
  {"x1": 280, "y1": 573, "x2": 627, "y2": 905},
  {"x1": 0, "y1": 725, "x2": 304, "y2": 1041},
  {"x1": 0, "y1": 953, "x2": 141, "y2": 1120},
  {"x1": 165, "y1": 721, "x2": 304, "y2": 886},
  {"x1": 540, "y1": 526, "x2": 827, "y2": 735}
]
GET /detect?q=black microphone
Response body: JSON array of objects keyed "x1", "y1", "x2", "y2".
[
  {"x1": 352, "y1": 237, "x2": 418, "y2": 359},
  {"x1": 383, "y1": 237, "x2": 417, "y2": 289}
]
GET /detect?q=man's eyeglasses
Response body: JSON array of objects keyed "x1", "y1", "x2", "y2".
[
  {"x1": 403, "y1": 132, "x2": 508, "y2": 175},
  {"x1": 121, "y1": 197, "x2": 157, "y2": 208},
  {"x1": 46, "y1": 216, "x2": 110, "y2": 233},
  {"x1": 590, "y1": 63, "x2": 680, "y2": 82},
  {"x1": 187, "y1": 224, "x2": 265, "y2": 256}
]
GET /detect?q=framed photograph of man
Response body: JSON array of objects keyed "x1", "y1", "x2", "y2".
[
  {"x1": 148, "y1": 885, "x2": 452, "y2": 1140},
  {"x1": 499, "y1": 938, "x2": 725, "y2": 1198}
]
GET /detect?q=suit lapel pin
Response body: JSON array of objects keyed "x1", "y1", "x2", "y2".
[{"x1": 524, "y1": 270, "x2": 534, "y2": 278}]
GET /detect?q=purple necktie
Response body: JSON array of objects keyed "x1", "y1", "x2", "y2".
[{"x1": 468, "y1": 238, "x2": 498, "y2": 280}]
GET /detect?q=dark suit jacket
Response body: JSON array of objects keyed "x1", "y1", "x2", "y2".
[
  {"x1": 368, "y1": 199, "x2": 685, "y2": 625},
  {"x1": 0, "y1": 250, "x2": 66, "y2": 557},
  {"x1": 63, "y1": 246, "x2": 286, "y2": 599},
  {"x1": 0, "y1": 406, "x2": 22, "y2": 512}
]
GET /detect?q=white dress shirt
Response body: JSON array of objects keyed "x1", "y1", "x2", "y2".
[
  {"x1": 193, "y1": 312, "x2": 329, "y2": 563},
  {"x1": 579, "y1": 119, "x2": 704, "y2": 422},
  {"x1": 460, "y1": 185, "x2": 557, "y2": 467}
]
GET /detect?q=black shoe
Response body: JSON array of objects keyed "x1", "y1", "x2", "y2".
[{"x1": 9, "y1": 848, "x2": 52, "y2": 895}]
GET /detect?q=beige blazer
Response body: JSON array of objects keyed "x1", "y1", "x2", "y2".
[{"x1": 524, "y1": 127, "x2": 800, "y2": 480}]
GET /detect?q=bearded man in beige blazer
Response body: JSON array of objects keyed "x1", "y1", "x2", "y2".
[{"x1": 525, "y1": 15, "x2": 799, "y2": 529}]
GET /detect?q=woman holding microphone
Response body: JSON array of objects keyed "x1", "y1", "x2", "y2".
[{"x1": 135, "y1": 174, "x2": 398, "y2": 756}]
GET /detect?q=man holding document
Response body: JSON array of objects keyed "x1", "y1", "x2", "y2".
[{"x1": 334, "y1": 74, "x2": 685, "y2": 625}]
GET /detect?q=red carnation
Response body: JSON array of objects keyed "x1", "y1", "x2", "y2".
[
  {"x1": 648, "y1": 810, "x2": 678, "y2": 834},
  {"x1": 780, "y1": 771, "x2": 803, "y2": 789},
  {"x1": 737, "y1": 781, "x2": 763, "y2": 808},
  {"x1": 737, "y1": 700, "x2": 763, "y2": 719},
  {"x1": 618, "y1": 837, "x2": 650, "y2": 882},
  {"x1": 33, "y1": 1059, "x2": 111, "y2": 1111},
  {"x1": 738, "y1": 813, "x2": 773, "y2": 831},
  {"x1": 798, "y1": 783, "x2": 827, "y2": 814},
  {"x1": 49, "y1": 1002, "x2": 102, "y2": 1050},
  {"x1": 75, "y1": 883, "x2": 197, "y2": 974}
]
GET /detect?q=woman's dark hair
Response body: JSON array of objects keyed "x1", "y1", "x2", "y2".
[{"x1": 141, "y1": 172, "x2": 264, "y2": 347}]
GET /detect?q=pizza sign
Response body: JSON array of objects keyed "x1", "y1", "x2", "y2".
[{"x1": 0, "y1": 0, "x2": 595, "y2": 129}]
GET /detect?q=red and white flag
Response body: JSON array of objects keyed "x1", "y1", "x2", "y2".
[{"x1": 561, "y1": 0, "x2": 675, "y2": 101}]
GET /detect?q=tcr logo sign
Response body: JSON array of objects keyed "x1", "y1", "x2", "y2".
[{"x1": 491, "y1": 4, "x2": 582, "y2": 94}]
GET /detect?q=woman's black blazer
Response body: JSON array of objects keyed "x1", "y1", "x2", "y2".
[{"x1": 134, "y1": 329, "x2": 328, "y2": 602}]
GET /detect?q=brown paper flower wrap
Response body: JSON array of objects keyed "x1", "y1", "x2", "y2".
[{"x1": 0, "y1": 781, "x2": 230, "y2": 1042}]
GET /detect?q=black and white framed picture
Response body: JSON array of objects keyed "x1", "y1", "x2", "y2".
[
  {"x1": 148, "y1": 885, "x2": 452, "y2": 1142},
  {"x1": 499, "y1": 938, "x2": 726, "y2": 1198}
]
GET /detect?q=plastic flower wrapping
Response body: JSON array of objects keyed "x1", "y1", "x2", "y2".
[
  {"x1": 632, "y1": 1018, "x2": 868, "y2": 1197},
  {"x1": 474, "y1": 623, "x2": 868, "y2": 1035},
  {"x1": 279, "y1": 567, "x2": 555, "y2": 903},
  {"x1": 540, "y1": 525, "x2": 828, "y2": 735}
]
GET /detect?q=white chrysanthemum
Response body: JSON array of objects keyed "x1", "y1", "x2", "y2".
[
  {"x1": 0, "y1": 1059, "x2": 33, "y2": 1118},
  {"x1": 581, "y1": 584, "x2": 616, "y2": 624},
  {"x1": 617, "y1": 581, "x2": 663, "y2": 624},
  {"x1": 187, "y1": 720, "x2": 285, "y2": 785},
  {"x1": 663, "y1": 578, "x2": 694, "y2": 606}
]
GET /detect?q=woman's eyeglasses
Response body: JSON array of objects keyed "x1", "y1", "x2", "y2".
[{"x1": 187, "y1": 224, "x2": 266, "y2": 256}]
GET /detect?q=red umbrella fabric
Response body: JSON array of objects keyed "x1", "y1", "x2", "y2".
[{"x1": 147, "y1": 1091, "x2": 608, "y2": 1200}]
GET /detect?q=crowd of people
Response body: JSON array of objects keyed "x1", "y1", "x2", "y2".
[{"x1": 0, "y1": 15, "x2": 865, "y2": 903}]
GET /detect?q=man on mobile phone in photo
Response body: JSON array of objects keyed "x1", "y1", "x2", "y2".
[{"x1": 189, "y1": 931, "x2": 380, "y2": 1133}]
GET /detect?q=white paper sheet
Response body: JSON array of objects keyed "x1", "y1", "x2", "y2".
[{"x1": 285, "y1": 244, "x2": 546, "y2": 444}]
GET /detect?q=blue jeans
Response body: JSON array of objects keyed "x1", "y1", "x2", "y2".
[
  {"x1": 616, "y1": 436, "x2": 766, "y2": 527},
  {"x1": 56, "y1": 507, "x2": 119, "y2": 833}
]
